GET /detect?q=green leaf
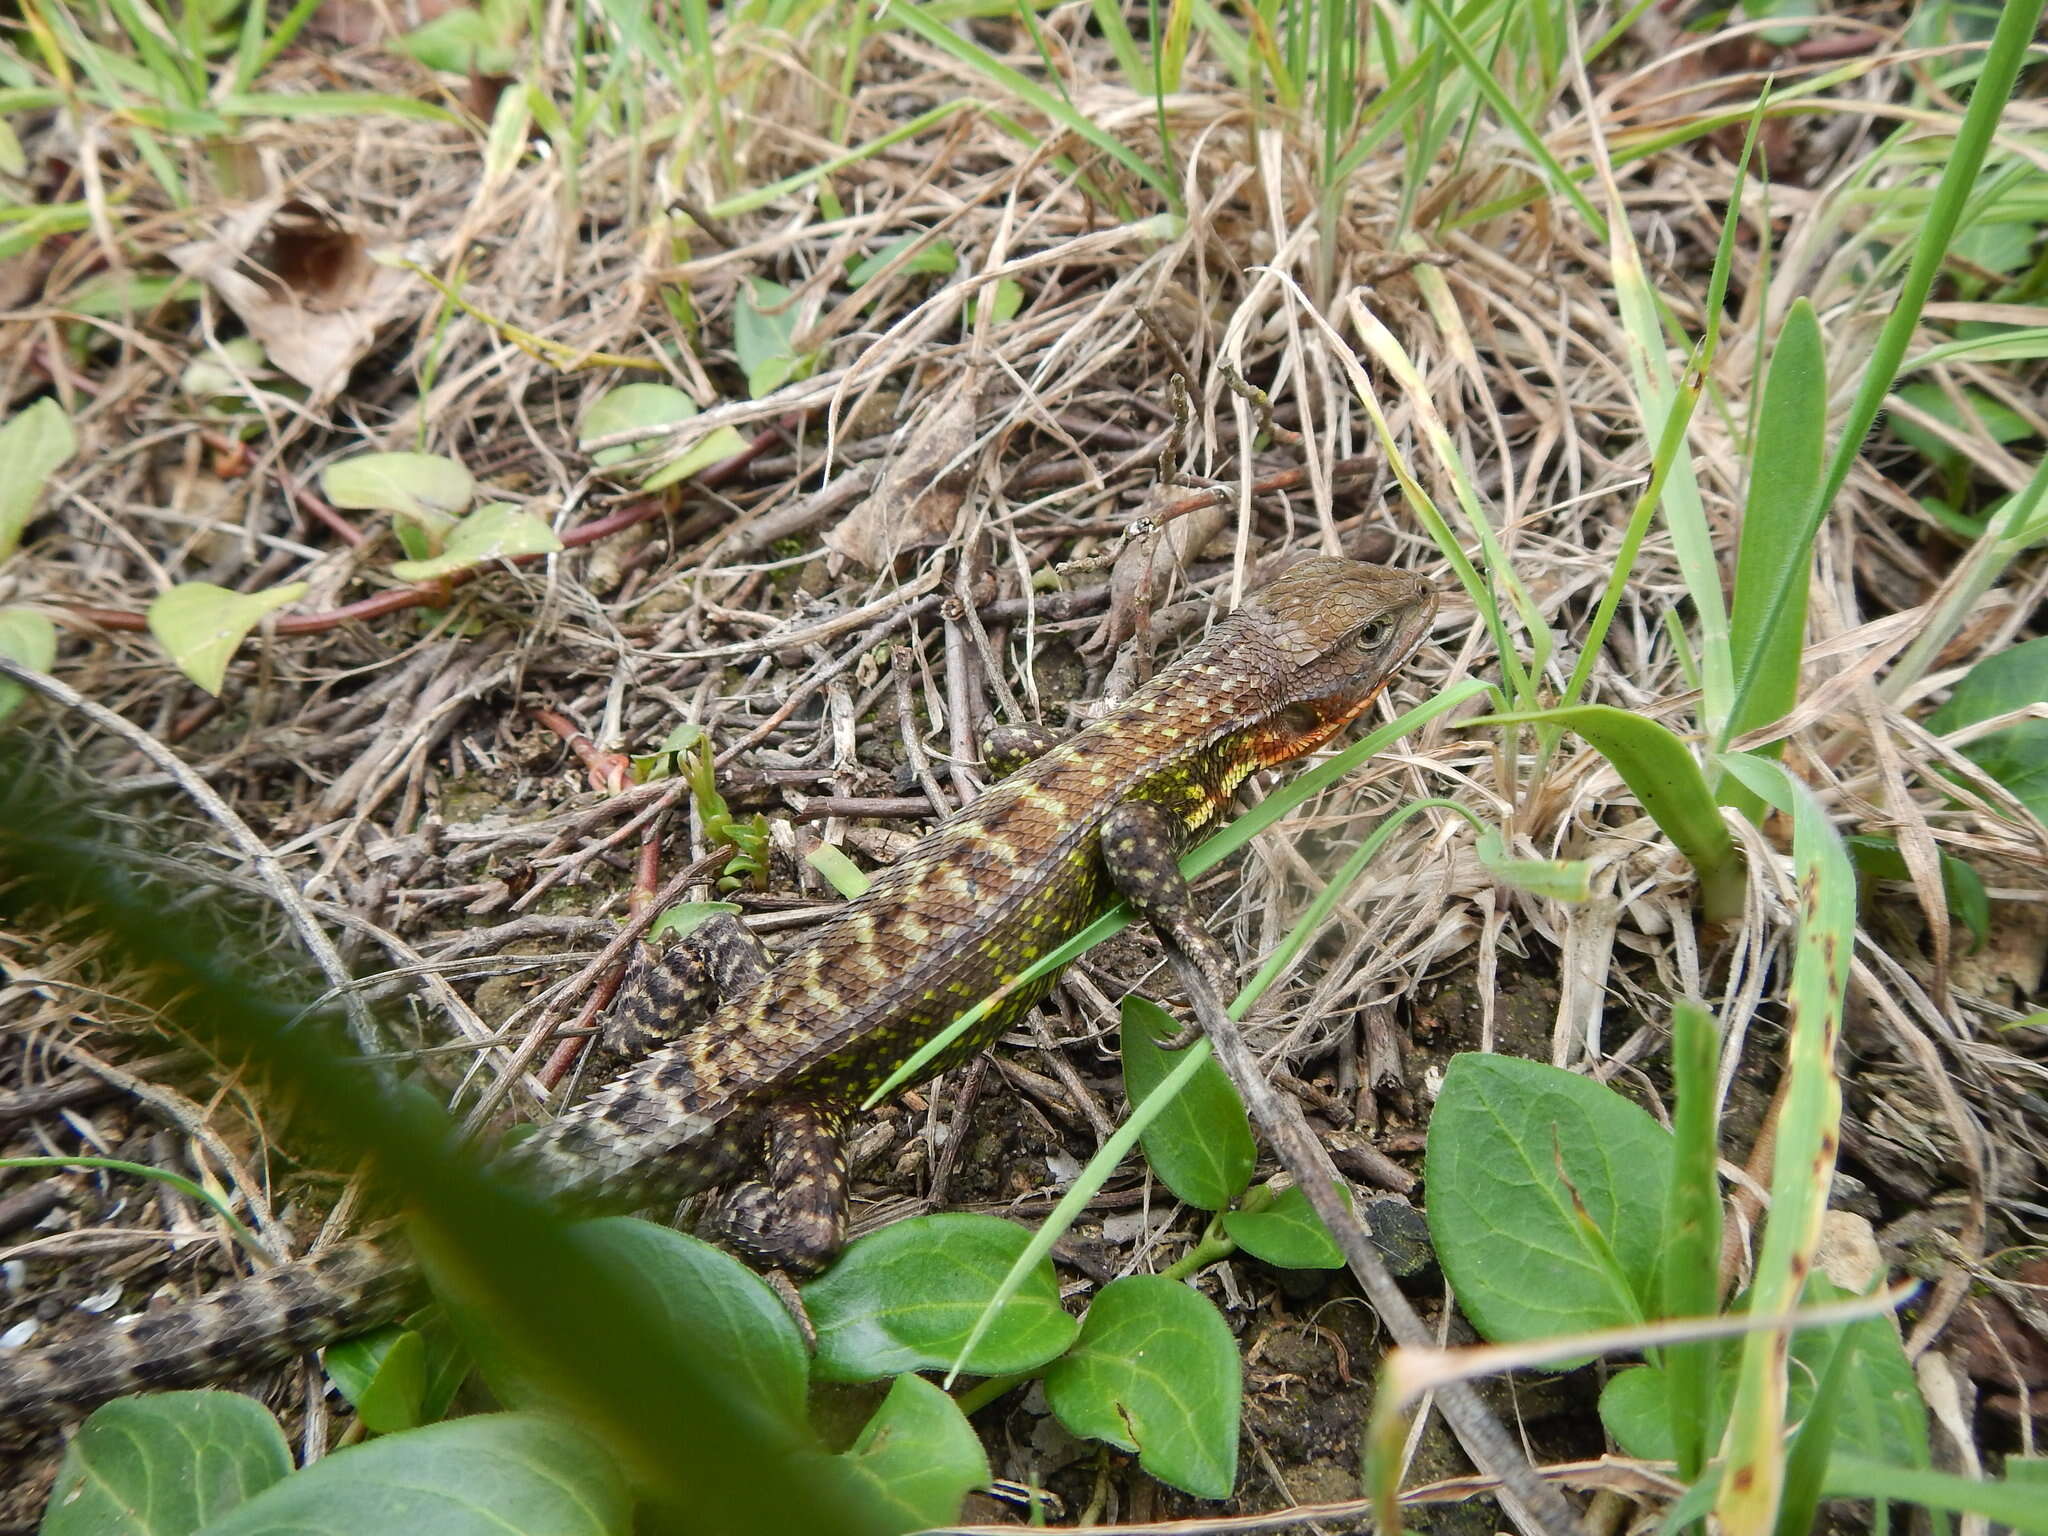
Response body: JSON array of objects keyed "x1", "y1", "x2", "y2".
[
  {"x1": 646, "y1": 900, "x2": 742, "y2": 944},
  {"x1": 806, "y1": 842, "x2": 872, "y2": 899},
  {"x1": 450, "y1": 1218, "x2": 809, "y2": 1434},
  {"x1": 839, "y1": 1373, "x2": 990, "y2": 1530},
  {"x1": 1219, "y1": 1181, "x2": 1347, "y2": 1270},
  {"x1": 0, "y1": 397, "x2": 77, "y2": 561},
  {"x1": 1469, "y1": 705, "x2": 1745, "y2": 924},
  {"x1": 0, "y1": 607, "x2": 56, "y2": 724},
  {"x1": 324, "y1": 1325, "x2": 427, "y2": 1434},
  {"x1": 1424, "y1": 1053, "x2": 1672, "y2": 1347},
  {"x1": 1927, "y1": 635, "x2": 2048, "y2": 823},
  {"x1": 1824, "y1": 1459, "x2": 2048, "y2": 1532},
  {"x1": 579, "y1": 382, "x2": 696, "y2": 469},
  {"x1": 1845, "y1": 835, "x2": 1990, "y2": 952},
  {"x1": 640, "y1": 425, "x2": 747, "y2": 492},
  {"x1": 1891, "y1": 380, "x2": 2037, "y2": 470},
  {"x1": 847, "y1": 235, "x2": 958, "y2": 289},
  {"x1": 966, "y1": 278, "x2": 1024, "y2": 328},
  {"x1": 1120, "y1": 996, "x2": 1254, "y2": 1211},
  {"x1": 1042, "y1": 1274, "x2": 1240, "y2": 1500},
  {"x1": 388, "y1": 502, "x2": 563, "y2": 582},
  {"x1": 1728, "y1": 297, "x2": 1827, "y2": 747},
  {"x1": 146, "y1": 581, "x2": 308, "y2": 696},
  {"x1": 42, "y1": 1391, "x2": 290, "y2": 1536},
  {"x1": 1473, "y1": 827, "x2": 1593, "y2": 901},
  {"x1": 1600, "y1": 1364, "x2": 1676, "y2": 1462},
  {"x1": 734, "y1": 277, "x2": 814, "y2": 399},
  {"x1": 802, "y1": 1213, "x2": 1079, "y2": 1383},
  {"x1": 197, "y1": 1414, "x2": 629, "y2": 1536},
  {"x1": 320, "y1": 451, "x2": 473, "y2": 540},
  {"x1": 391, "y1": 5, "x2": 524, "y2": 74}
]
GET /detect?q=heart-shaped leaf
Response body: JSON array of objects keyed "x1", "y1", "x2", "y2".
[
  {"x1": 1042, "y1": 1274, "x2": 1240, "y2": 1499},
  {"x1": 0, "y1": 398, "x2": 77, "y2": 561},
  {"x1": 839, "y1": 1373, "x2": 990, "y2": 1529},
  {"x1": 389, "y1": 502, "x2": 562, "y2": 581},
  {"x1": 42, "y1": 1390, "x2": 290, "y2": 1536},
  {"x1": 321, "y1": 451, "x2": 474, "y2": 541},
  {"x1": 802, "y1": 1213, "x2": 1078, "y2": 1382},
  {"x1": 1120, "y1": 996, "x2": 1254, "y2": 1211},
  {"x1": 0, "y1": 607, "x2": 56, "y2": 724},
  {"x1": 146, "y1": 581, "x2": 308, "y2": 695}
]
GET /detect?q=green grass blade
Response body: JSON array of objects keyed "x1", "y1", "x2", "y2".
[
  {"x1": 881, "y1": 0, "x2": 1177, "y2": 207},
  {"x1": 1711, "y1": 754, "x2": 1854, "y2": 1536},
  {"x1": 1470, "y1": 706, "x2": 1745, "y2": 924},
  {"x1": 1660, "y1": 998, "x2": 1723, "y2": 1482},
  {"x1": 1721, "y1": 0, "x2": 2048, "y2": 743}
]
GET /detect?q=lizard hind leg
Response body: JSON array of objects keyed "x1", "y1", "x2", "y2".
[
  {"x1": 604, "y1": 911, "x2": 772, "y2": 1058},
  {"x1": 977, "y1": 721, "x2": 1067, "y2": 779},
  {"x1": 715, "y1": 1099, "x2": 851, "y2": 1278},
  {"x1": 1099, "y1": 799, "x2": 1238, "y2": 1049}
]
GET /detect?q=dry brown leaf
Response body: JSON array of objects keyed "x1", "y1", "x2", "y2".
[
  {"x1": 169, "y1": 197, "x2": 420, "y2": 403},
  {"x1": 821, "y1": 378, "x2": 979, "y2": 570}
]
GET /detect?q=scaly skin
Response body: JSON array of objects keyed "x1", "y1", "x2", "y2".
[{"x1": 0, "y1": 557, "x2": 1434, "y2": 1422}]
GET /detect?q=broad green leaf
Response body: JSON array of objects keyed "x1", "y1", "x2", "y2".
[
  {"x1": 43, "y1": 1391, "x2": 289, "y2": 1536},
  {"x1": 640, "y1": 425, "x2": 747, "y2": 491},
  {"x1": 0, "y1": 607, "x2": 56, "y2": 724},
  {"x1": 1424, "y1": 1053, "x2": 1672, "y2": 1346},
  {"x1": 449, "y1": 1218, "x2": 808, "y2": 1433},
  {"x1": 320, "y1": 452, "x2": 473, "y2": 540},
  {"x1": 1220, "y1": 1181, "x2": 1348, "y2": 1270},
  {"x1": 1042, "y1": 1274, "x2": 1240, "y2": 1500},
  {"x1": 803, "y1": 1213, "x2": 1078, "y2": 1382},
  {"x1": 389, "y1": 502, "x2": 563, "y2": 581},
  {"x1": 1599, "y1": 1364, "x2": 1675, "y2": 1461},
  {"x1": 805, "y1": 842, "x2": 871, "y2": 898},
  {"x1": 1846, "y1": 835, "x2": 1989, "y2": 951},
  {"x1": 146, "y1": 581, "x2": 308, "y2": 695},
  {"x1": 1470, "y1": 705, "x2": 1744, "y2": 923},
  {"x1": 839, "y1": 1373, "x2": 990, "y2": 1530},
  {"x1": 324, "y1": 1325, "x2": 427, "y2": 1434},
  {"x1": 967, "y1": 278, "x2": 1024, "y2": 328},
  {"x1": 1927, "y1": 635, "x2": 2048, "y2": 823},
  {"x1": 180, "y1": 336, "x2": 269, "y2": 401},
  {"x1": 1727, "y1": 298, "x2": 1826, "y2": 749},
  {"x1": 0, "y1": 397, "x2": 77, "y2": 561},
  {"x1": 1661, "y1": 998, "x2": 1724, "y2": 1479},
  {"x1": 1120, "y1": 996, "x2": 1254, "y2": 1211},
  {"x1": 734, "y1": 277, "x2": 814, "y2": 399},
  {"x1": 197, "y1": 1414, "x2": 629, "y2": 1536}
]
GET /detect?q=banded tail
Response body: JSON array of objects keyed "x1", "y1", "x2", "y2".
[{"x1": 0, "y1": 1237, "x2": 420, "y2": 1423}]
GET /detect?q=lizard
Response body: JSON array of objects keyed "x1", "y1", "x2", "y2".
[{"x1": 0, "y1": 555, "x2": 1436, "y2": 1423}]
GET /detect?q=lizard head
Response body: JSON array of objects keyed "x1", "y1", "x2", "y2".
[{"x1": 1237, "y1": 556, "x2": 1438, "y2": 764}]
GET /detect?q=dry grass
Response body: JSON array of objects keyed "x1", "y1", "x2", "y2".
[{"x1": 2, "y1": 0, "x2": 2045, "y2": 1527}]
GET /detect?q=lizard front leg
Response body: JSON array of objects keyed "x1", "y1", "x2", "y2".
[
  {"x1": 716, "y1": 1099, "x2": 851, "y2": 1276},
  {"x1": 1099, "y1": 799, "x2": 1237, "y2": 1049},
  {"x1": 604, "y1": 911, "x2": 772, "y2": 1058}
]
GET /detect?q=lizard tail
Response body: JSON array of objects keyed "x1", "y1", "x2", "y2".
[{"x1": 0, "y1": 1236, "x2": 421, "y2": 1423}]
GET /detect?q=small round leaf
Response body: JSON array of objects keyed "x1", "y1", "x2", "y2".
[
  {"x1": 146, "y1": 581, "x2": 308, "y2": 696},
  {"x1": 388, "y1": 502, "x2": 563, "y2": 582},
  {"x1": 0, "y1": 607, "x2": 56, "y2": 724},
  {"x1": 320, "y1": 451, "x2": 473, "y2": 532},
  {"x1": 1219, "y1": 1181, "x2": 1349, "y2": 1270},
  {"x1": 802, "y1": 1213, "x2": 1078, "y2": 1382}
]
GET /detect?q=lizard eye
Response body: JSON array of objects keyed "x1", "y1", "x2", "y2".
[{"x1": 1353, "y1": 619, "x2": 1391, "y2": 651}]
